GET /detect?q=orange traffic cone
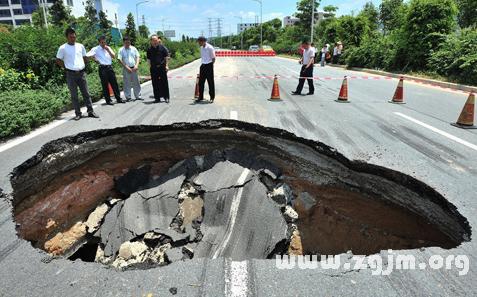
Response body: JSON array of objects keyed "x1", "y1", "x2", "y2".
[
  {"x1": 451, "y1": 92, "x2": 476, "y2": 129},
  {"x1": 108, "y1": 83, "x2": 114, "y2": 97},
  {"x1": 194, "y1": 74, "x2": 200, "y2": 99},
  {"x1": 269, "y1": 75, "x2": 281, "y2": 101},
  {"x1": 335, "y1": 76, "x2": 350, "y2": 103},
  {"x1": 389, "y1": 77, "x2": 405, "y2": 104}
]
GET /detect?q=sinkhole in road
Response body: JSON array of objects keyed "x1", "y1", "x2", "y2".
[{"x1": 8, "y1": 120, "x2": 471, "y2": 270}]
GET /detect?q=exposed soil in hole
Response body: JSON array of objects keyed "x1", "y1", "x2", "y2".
[{"x1": 7, "y1": 120, "x2": 471, "y2": 270}]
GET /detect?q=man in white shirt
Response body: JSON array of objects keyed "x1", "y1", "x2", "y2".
[
  {"x1": 56, "y1": 28, "x2": 98, "y2": 120},
  {"x1": 118, "y1": 36, "x2": 142, "y2": 101},
  {"x1": 196, "y1": 36, "x2": 216, "y2": 103},
  {"x1": 292, "y1": 40, "x2": 315, "y2": 96},
  {"x1": 87, "y1": 35, "x2": 124, "y2": 105}
]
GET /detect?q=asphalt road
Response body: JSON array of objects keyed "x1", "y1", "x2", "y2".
[{"x1": 0, "y1": 56, "x2": 476, "y2": 296}]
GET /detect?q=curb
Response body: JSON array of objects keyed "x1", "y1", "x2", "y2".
[{"x1": 329, "y1": 65, "x2": 477, "y2": 94}]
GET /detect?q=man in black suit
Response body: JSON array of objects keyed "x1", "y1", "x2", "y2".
[{"x1": 147, "y1": 35, "x2": 170, "y2": 103}]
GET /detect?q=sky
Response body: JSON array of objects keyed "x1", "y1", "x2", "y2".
[{"x1": 94, "y1": 0, "x2": 381, "y2": 40}]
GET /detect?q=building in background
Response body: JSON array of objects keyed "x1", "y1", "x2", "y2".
[
  {"x1": 0, "y1": 0, "x2": 104, "y2": 27},
  {"x1": 283, "y1": 16, "x2": 299, "y2": 27},
  {"x1": 283, "y1": 12, "x2": 325, "y2": 28},
  {"x1": 237, "y1": 22, "x2": 259, "y2": 34}
]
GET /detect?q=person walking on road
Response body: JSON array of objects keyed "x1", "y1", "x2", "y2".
[
  {"x1": 56, "y1": 28, "x2": 99, "y2": 121},
  {"x1": 147, "y1": 35, "x2": 170, "y2": 103},
  {"x1": 87, "y1": 35, "x2": 124, "y2": 105},
  {"x1": 196, "y1": 36, "x2": 216, "y2": 103},
  {"x1": 292, "y1": 40, "x2": 315, "y2": 96},
  {"x1": 118, "y1": 36, "x2": 142, "y2": 101},
  {"x1": 333, "y1": 41, "x2": 343, "y2": 64},
  {"x1": 320, "y1": 44, "x2": 328, "y2": 67}
]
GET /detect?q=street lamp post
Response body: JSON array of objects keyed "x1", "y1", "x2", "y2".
[
  {"x1": 310, "y1": 0, "x2": 315, "y2": 43},
  {"x1": 40, "y1": 0, "x2": 49, "y2": 28},
  {"x1": 252, "y1": 0, "x2": 263, "y2": 48},
  {"x1": 234, "y1": 16, "x2": 244, "y2": 50},
  {"x1": 136, "y1": 1, "x2": 149, "y2": 31}
]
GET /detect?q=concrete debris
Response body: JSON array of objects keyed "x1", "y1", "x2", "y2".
[
  {"x1": 118, "y1": 241, "x2": 148, "y2": 261},
  {"x1": 288, "y1": 229, "x2": 303, "y2": 256},
  {"x1": 99, "y1": 184, "x2": 181, "y2": 257},
  {"x1": 283, "y1": 206, "x2": 299, "y2": 223},
  {"x1": 196, "y1": 177, "x2": 288, "y2": 260},
  {"x1": 44, "y1": 222, "x2": 87, "y2": 255},
  {"x1": 182, "y1": 245, "x2": 194, "y2": 259},
  {"x1": 193, "y1": 160, "x2": 254, "y2": 192},
  {"x1": 270, "y1": 184, "x2": 294, "y2": 206},
  {"x1": 85, "y1": 203, "x2": 109, "y2": 233}
]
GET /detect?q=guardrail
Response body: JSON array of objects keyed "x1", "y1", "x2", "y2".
[{"x1": 216, "y1": 50, "x2": 276, "y2": 57}]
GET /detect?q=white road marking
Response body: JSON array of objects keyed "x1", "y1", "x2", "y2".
[
  {"x1": 394, "y1": 112, "x2": 477, "y2": 152},
  {"x1": 225, "y1": 260, "x2": 248, "y2": 297},
  {"x1": 0, "y1": 118, "x2": 69, "y2": 153},
  {"x1": 230, "y1": 110, "x2": 238, "y2": 120},
  {"x1": 213, "y1": 168, "x2": 250, "y2": 259}
]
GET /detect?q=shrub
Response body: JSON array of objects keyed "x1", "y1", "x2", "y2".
[
  {"x1": 0, "y1": 68, "x2": 40, "y2": 91},
  {"x1": 428, "y1": 28, "x2": 477, "y2": 85},
  {"x1": 0, "y1": 89, "x2": 66, "y2": 138}
]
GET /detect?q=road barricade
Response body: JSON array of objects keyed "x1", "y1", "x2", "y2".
[{"x1": 216, "y1": 50, "x2": 276, "y2": 57}]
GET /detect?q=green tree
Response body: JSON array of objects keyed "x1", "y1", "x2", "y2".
[
  {"x1": 456, "y1": 0, "x2": 477, "y2": 28},
  {"x1": 379, "y1": 0, "x2": 405, "y2": 34},
  {"x1": 49, "y1": 0, "x2": 70, "y2": 27},
  {"x1": 31, "y1": 7, "x2": 50, "y2": 28},
  {"x1": 84, "y1": 0, "x2": 98, "y2": 24},
  {"x1": 125, "y1": 13, "x2": 137, "y2": 44},
  {"x1": 359, "y1": 2, "x2": 379, "y2": 31},
  {"x1": 403, "y1": 0, "x2": 458, "y2": 69},
  {"x1": 139, "y1": 24, "x2": 150, "y2": 38},
  {"x1": 323, "y1": 5, "x2": 338, "y2": 18},
  {"x1": 295, "y1": 0, "x2": 321, "y2": 33},
  {"x1": 98, "y1": 11, "x2": 112, "y2": 42}
]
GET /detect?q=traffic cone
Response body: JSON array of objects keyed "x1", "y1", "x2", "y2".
[
  {"x1": 389, "y1": 77, "x2": 405, "y2": 104},
  {"x1": 108, "y1": 83, "x2": 114, "y2": 97},
  {"x1": 335, "y1": 76, "x2": 350, "y2": 103},
  {"x1": 194, "y1": 74, "x2": 200, "y2": 99},
  {"x1": 269, "y1": 75, "x2": 281, "y2": 101},
  {"x1": 451, "y1": 92, "x2": 476, "y2": 129}
]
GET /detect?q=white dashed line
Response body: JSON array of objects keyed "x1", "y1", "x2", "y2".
[
  {"x1": 394, "y1": 112, "x2": 477, "y2": 152},
  {"x1": 213, "y1": 168, "x2": 250, "y2": 259},
  {"x1": 230, "y1": 110, "x2": 238, "y2": 120},
  {"x1": 225, "y1": 260, "x2": 248, "y2": 297}
]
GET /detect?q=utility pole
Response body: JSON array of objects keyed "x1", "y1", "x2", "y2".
[
  {"x1": 234, "y1": 16, "x2": 244, "y2": 49},
  {"x1": 216, "y1": 18, "x2": 223, "y2": 48},
  {"x1": 142, "y1": 15, "x2": 146, "y2": 27},
  {"x1": 208, "y1": 18, "x2": 213, "y2": 44},
  {"x1": 114, "y1": 13, "x2": 119, "y2": 28},
  {"x1": 310, "y1": 0, "x2": 315, "y2": 43}
]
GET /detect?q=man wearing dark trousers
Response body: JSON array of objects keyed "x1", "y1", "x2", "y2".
[
  {"x1": 147, "y1": 35, "x2": 170, "y2": 103},
  {"x1": 292, "y1": 40, "x2": 315, "y2": 96},
  {"x1": 196, "y1": 36, "x2": 215, "y2": 103},
  {"x1": 87, "y1": 36, "x2": 124, "y2": 105},
  {"x1": 56, "y1": 28, "x2": 99, "y2": 121}
]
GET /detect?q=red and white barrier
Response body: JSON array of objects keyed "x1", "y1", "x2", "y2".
[{"x1": 215, "y1": 50, "x2": 276, "y2": 57}]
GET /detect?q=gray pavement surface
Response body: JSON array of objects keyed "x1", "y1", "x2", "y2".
[{"x1": 0, "y1": 56, "x2": 476, "y2": 296}]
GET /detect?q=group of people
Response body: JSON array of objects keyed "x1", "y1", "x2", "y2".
[
  {"x1": 56, "y1": 28, "x2": 216, "y2": 121},
  {"x1": 291, "y1": 40, "x2": 343, "y2": 96}
]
